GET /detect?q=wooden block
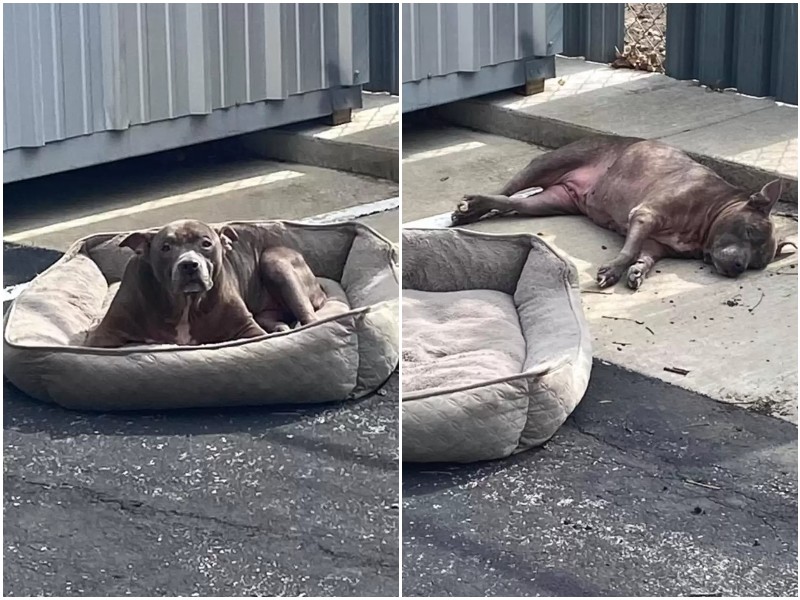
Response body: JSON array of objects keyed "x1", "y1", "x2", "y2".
[
  {"x1": 326, "y1": 108, "x2": 352, "y2": 126},
  {"x1": 519, "y1": 78, "x2": 545, "y2": 96}
]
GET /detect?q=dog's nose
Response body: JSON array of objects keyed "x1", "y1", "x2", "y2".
[
  {"x1": 180, "y1": 260, "x2": 199, "y2": 274},
  {"x1": 732, "y1": 260, "x2": 745, "y2": 274}
]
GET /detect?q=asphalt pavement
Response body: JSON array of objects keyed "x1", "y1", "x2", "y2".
[
  {"x1": 3, "y1": 243, "x2": 399, "y2": 597},
  {"x1": 402, "y1": 361, "x2": 797, "y2": 597}
]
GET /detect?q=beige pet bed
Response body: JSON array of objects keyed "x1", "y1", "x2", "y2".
[
  {"x1": 402, "y1": 228, "x2": 592, "y2": 463},
  {"x1": 4, "y1": 221, "x2": 398, "y2": 411}
]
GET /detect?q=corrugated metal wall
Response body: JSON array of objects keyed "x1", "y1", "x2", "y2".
[
  {"x1": 3, "y1": 3, "x2": 369, "y2": 152},
  {"x1": 666, "y1": 3, "x2": 797, "y2": 105},
  {"x1": 562, "y1": 3, "x2": 624, "y2": 64},
  {"x1": 402, "y1": 3, "x2": 562, "y2": 112},
  {"x1": 365, "y1": 3, "x2": 399, "y2": 95}
]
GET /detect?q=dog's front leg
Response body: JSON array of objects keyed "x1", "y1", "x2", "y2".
[
  {"x1": 597, "y1": 210, "x2": 658, "y2": 288},
  {"x1": 625, "y1": 240, "x2": 669, "y2": 290}
]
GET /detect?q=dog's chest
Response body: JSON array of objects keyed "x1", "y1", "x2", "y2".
[{"x1": 174, "y1": 305, "x2": 195, "y2": 345}]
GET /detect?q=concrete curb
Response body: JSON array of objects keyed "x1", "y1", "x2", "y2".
[
  {"x1": 240, "y1": 129, "x2": 399, "y2": 183},
  {"x1": 435, "y1": 97, "x2": 799, "y2": 203}
]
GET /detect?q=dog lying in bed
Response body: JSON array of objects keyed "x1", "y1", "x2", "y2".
[
  {"x1": 452, "y1": 135, "x2": 796, "y2": 289},
  {"x1": 85, "y1": 219, "x2": 326, "y2": 347}
]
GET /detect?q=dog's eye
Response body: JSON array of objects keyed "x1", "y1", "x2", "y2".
[
  {"x1": 161, "y1": 243, "x2": 171, "y2": 252},
  {"x1": 201, "y1": 239, "x2": 213, "y2": 249}
]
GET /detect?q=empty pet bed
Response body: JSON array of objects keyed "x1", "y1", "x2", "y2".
[
  {"x1": 402, "y1": 227, "x2": 591, "y2": 463},
  {"x1": 4, "y1": 221, "x2": 398, "y2": 411}
]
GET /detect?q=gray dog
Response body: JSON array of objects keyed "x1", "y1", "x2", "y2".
[
  {"x1": 85, "y1": 219, "x2": 326, "y2": 347},
  {"x1": 452, "y1": 135, "x2": 795, "y2": 289}
]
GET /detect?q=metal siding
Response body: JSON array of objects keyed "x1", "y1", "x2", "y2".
[
  {"x1": 401, "y1": 3, "x2": 412, "y2": 86},
  {"x1": 365, "y1": 3, "x2": 399, "y2": 95},
  {"x1": 403, "y1": 2, "x2": 561, "y2": 85},
  {"x1": 3, "y1": 3, "x2": 369, "y2": 153},
  {"x1": 664, "y1": 3, "x2": 694, "y2": 80},
  {"x1": 665, "y1": 3, "x2": 797, "y2": 104},
  {"x1": 772, "y1": 3, "x2": 798, "y2": 105},
  {"x1": 733, "y1": 4, "x2": 773, "y2": 99},
  {"x1": 562, "y1": 3, "x2": 624, "y2": 64},
  {"x1": 694, "y1": 4, "x2": 735, "y2": 88},
  {"x1": 402, "y1": 3, "x2": 560, "y2": 112}
]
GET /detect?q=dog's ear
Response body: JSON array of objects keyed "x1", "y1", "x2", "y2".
[
  {"x1": 217, "y1": 225, "x2": 238, "y2": 252},
  {"x1": 119, "y1": 231, "x2": 153, "y2": 255},
  {"x1": 748, "y1": 179, "x2": 783, "y2": 214}
]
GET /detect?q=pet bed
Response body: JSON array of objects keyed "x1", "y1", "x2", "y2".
[
  {"x1": 4, "y1": 221, "x2": 398, "y2": 411},
  {"x1": 402, "y1": 227, "x2": 591, "y2": 463}
]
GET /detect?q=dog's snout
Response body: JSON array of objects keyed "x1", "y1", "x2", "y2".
[
  {"x1": 732, "y1": 260, "x2": 745, "y2": 274},
  {"x1": 180, "y1": 260, "x2": 199, "y2": 274}
]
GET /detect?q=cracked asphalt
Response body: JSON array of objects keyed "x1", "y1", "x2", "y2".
[
  {"x1": 3, "y1": 243, "x2": 399, "y2": 597},
  {"x1": 403, "y1": 361, "x2": 798, "y2": 597}
]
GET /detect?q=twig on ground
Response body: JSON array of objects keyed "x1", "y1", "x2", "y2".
[
  {"x1": 664, "y1": 366, "x2": 690, "y2": 376},
  {"x1": 582, "y1": 290, "x2": 613, "y2": 295},
  {"x1": 612, "y1": 341, "x2": 631, "y2": 346},
  {"x1": 684, "y1": 478, "x2": 721, "y2": 491},
  {"x1": 774, "y1": 211, "x2": 799, "y2": 221},
  {"x1": 748, "y1": 291, "x2": 765, "y2": 313},
  {"x1": 602, "y1": 315, "x2": 644, "y2": 325}
]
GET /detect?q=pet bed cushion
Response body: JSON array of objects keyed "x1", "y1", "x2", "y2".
[
  {"x1": 4, "y1": 221, "x2": 398, "y2": 411},
  {"x1": 402, "y1": 228, "x2": 591, "y2": 463}
]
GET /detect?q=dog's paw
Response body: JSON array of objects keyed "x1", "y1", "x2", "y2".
[
  {"x1": 451, "y1": 195, "x2": 486, "y2": 226},
  {"x1": 626, "y1": 263, "x2": 646, "y2": 290},
  {"x1": 596, "y1": 264, "x2": 624, "y2": 288}
]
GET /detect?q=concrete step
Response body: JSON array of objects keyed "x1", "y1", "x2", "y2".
[
  {"x1": 240, "y1": 92, "x2": 399, "y2": 182},
  {"x1": 402, "y1": 123, "x2": 798, "y2": 422},
  {"x1": 434, "y1": 56, "x2": 798, "y2": 202}
]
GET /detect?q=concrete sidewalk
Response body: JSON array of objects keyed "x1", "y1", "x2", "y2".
[
  {"x1": 241, "y1": 92, "x2": 399, "y2": 182},
  {"x1": 402, "y1": 123, "x2": 798, "y2": 422},
  {"x1": 4, "y1": 101, "x2": 399, "y2": 251},
  {"x1": 435, "y1": 56, "x2": 798, "y2": 202}
]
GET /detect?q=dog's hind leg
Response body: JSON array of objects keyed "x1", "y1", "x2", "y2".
[
  {"x1": 452, "y1": 186, "x2": 579, "y2": 226},
  {"x1": 255, "y1": 309, "x2": 292, "y2": 333},
  {"x1": 260, "y1": 249, "x2": 317, "y2": 326}
]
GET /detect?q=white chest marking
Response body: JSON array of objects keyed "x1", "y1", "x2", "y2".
[{"x1": 175, "y1": 305, "x2": 194, "y2": 345}]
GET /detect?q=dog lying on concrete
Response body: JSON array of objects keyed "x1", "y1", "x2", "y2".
[
  {"x1": 85, "y1": 219, "x2": 326, "y2": 347},
  {"x1": 452, "y1": 135, "x2": 795, "y2": 289}
]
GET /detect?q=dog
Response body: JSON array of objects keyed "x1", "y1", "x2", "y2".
[
  {"x1": 85, "y1": 219, "x2": 326, "y2": 347},
  {"x1": 451, "y1": 135, "x2": 796, "y2": 289}
]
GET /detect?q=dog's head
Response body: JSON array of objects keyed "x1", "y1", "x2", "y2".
[
  {"x1": 120, "y1": 220, "x2": 238, "y2": 296},
  {"x1": 705, "y1": 179, "x2": 796, "y2": 277}
]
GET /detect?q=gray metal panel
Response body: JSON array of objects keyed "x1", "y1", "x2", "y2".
[
  {"x1": 403, "y1": 55, "x2": 555, "y2": 113},
  {"x1": 562, "y1": 3, "x2": 623, "y2": 64},
  {"x1": 666, "y1": 3, "x2": 797, "y2": 105},
  {"x1": 402, "y1": 2, "x2": 561, "y2": 112},
  {"x1": 403, "y1": 3, "x2": 560, "y2": 85},
  {"x1": 365, "y1": 3, "x2": 399, "y2": 95},
  {"x1": 3, "y1": 3, "x2": 370, "y2": 158},
  {"x1": 771, "y1": 3, "x2": 798, "y2": 105},
  {"x1": 4, "y1": 86, "x2": 362, "y2": 183}
]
